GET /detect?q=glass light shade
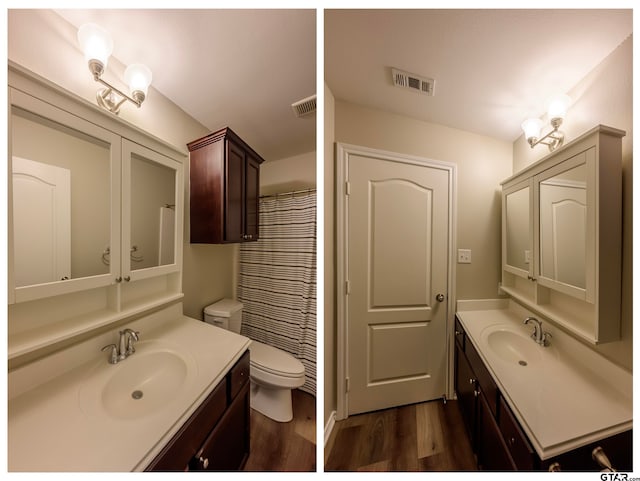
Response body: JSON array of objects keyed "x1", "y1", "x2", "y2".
[
  {"x1": 547, "y1": 94, "x2": 571, "y2": 121},
  {"x1": 77, "y1": 23, "x2": 113, "y2": 67},
  {"x1": 521, "y1": 118, "x2": 544, "y2": 141},
  {"x1": 124, "y1": 64, "x2": 153, "y2": 96}
]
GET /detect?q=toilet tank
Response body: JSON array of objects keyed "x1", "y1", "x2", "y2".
[{"x1": 203, "y1": 298, "x2": 243, "y2": 333}]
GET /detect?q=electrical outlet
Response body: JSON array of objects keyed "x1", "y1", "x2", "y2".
[{"x1": 457, "y1": 249, "x2": 471, "y2": 264}]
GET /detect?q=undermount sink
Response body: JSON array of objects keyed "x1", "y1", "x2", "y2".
[
  {"x1": 79, "y1": 341, "x2": 198, "y2": 420},
  {"x1": 483, "y1": 328, "x2": 542, "y2": 367}
]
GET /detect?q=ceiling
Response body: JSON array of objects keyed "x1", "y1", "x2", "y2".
[
  {"x1": 55, "y1": 9, "x2": 317, "y2": 162},
  {"x1": 325, "y1": 9, "x2": 632, "y2": 143}
]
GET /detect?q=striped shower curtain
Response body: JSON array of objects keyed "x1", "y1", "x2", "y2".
[{"x1": 238, "y1": 190, "x2": 316, "y2": 396}]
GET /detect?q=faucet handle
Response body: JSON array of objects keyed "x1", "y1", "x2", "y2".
[
  {"x1": 542, "y1": 331, "x2": 552, "y2": 347},
  {"x1": 101, "y1": 344, "x2": 118, "y2": 364},
  {"x1": 127, "y1": 329, "x2": 140, "y2": 341}
]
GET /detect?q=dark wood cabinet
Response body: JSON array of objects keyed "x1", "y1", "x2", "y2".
[
  {"x1": 477, "y1": 389, "x2": 515, "y2": 471},
  {"x1": 146, "y1": 350, "x2": 251, "y2": 471},
  {"x1": 454, "y1": 330, "x2": 477, "y2": 449},
  {"x1": 190, "y1": 382, "x2": 250, "y2": 471},
  {"x1": 188, "y1": 127, "x2": 264, "y2": 244},
  {"x1": 454, "y1": 315, "x2": 632, "y2": 472},
  {"x1": 497, "y1": 396, "x2": 535, "y2": 470}
]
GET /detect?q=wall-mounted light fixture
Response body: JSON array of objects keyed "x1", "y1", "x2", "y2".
[
  {"x1": 78, "y1": 23, "x2": 152, "y2": 115},
  {"x1": 521, "y1": 94, "x2": 571, "y2": 152}
]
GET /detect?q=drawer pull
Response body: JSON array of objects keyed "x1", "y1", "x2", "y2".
[
  {"x1": 455, "y1": 330, "x2": 462, "y2": 336},
  {"x1": 548, "y1": 462, "x2": 561, "y2": 472},
  {"x1": 509, "y1": 437, "x2": 516, "y2": 446},
  {"x1": 469, "y1": 378, "x2": 476, "y2": 385},
  {"x1": 198, "y1": 456, "x2": 209, "y2": 469}
]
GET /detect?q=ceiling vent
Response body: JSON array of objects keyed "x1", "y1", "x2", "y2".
[
  {"x1": 291, "y1": 94, "x2": 316, "y2": 117},
  {"x1": 391, "y1": 68, "x2": 435, "y2": 96}
]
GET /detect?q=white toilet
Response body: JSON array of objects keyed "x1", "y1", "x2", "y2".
[{"x1": 204, "y1": 299, "x2": 305, "y2": 422}]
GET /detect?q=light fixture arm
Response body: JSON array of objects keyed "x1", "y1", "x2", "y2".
[
  {"x1": 93, "y1": 73, "x2": 143, "y2": 109},
  {"x1": 527, "y1": 118, "x2": 565, "y2": 152}
]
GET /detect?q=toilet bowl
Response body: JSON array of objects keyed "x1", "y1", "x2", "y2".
[
  {"x1": 248, "y1": 340, "x2": 305, "y2": 422},
  {"x1": 203, "y1": 299, "x2": 305, "y2": 422}
]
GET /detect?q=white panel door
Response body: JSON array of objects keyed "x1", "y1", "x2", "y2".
[
  {"x1": 346, "y1": 152, "x2": 450, "y2": 415},
  {"x1": 12, "y1": 156, "x2": 71, "y2": 287}
]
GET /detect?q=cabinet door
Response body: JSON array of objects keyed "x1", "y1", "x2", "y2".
[
  {"x1": 477, "y1": 391, "x2": 515, "y2": 471},
  {"x1": 122, "y1": 139, "x2": 183, "y2": 282},
  {"x1": 455, "y1": 342, "x2": 477, "y2": 451},
  {"x1": 534, "y1": 149, "x2": 593, "y2": 302},
  {"x1": 9, "y1": 89, "x2": 121, "y2": 304},
  {"x1": 225, "y1": 140, "x2": 246, "y2": 242},
  {"x1": 191, "y1": 382, "x2": 251, "y2": 471},
  {"x1": 244, "y1": 154, "x2": 260, "y2": 240},
  {"x1": 502, "y1": 179, "x2": 532, "y2": 279},
  {"x1": 498, "y1": 396, "x2": 535, "y2": 470}
]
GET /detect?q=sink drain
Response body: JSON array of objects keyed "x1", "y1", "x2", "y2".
[
  {"x1": 131, "y1": 390, "x2": 144, "y2": 400},
  {"x1": 518, "y1": 360, "x2": 527, "y2": 366}
]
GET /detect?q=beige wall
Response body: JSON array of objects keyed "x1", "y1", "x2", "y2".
[
  {"x1": 513, "y1": 35, "x2": 633, "y2": 371},
  {"x1": 324, "y1": 83, "x2": 336, "y2": 427},
  {"x1": 260, "y1": 151, "x2": 316, "y2": 195},
  {"x1": 8, "y1": 9, "x2": 234, "y2": 322}
]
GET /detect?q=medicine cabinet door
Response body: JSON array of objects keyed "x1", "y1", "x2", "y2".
[
  {"x1": 502, "y1": 179, "x2": 533, "y2": 280},
  {"x1": 121, "y1": 139, "x2": 183, "y2": 283},
  {"x1": 9, "y1": 89, "x2": 121, "y2": 304},
  {"x1": 533, "y1": 148, "x2": 594, "y2": 302}
]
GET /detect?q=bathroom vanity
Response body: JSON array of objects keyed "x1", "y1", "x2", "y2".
[
  {"x1": 482, "y1": 123, "x2": 632, "y2": 471},
  {"x1": 8, "y1": 304, "x2": 252, "y2": 471},
  {"x1": 454, "y1": 301, "x2": 632, "y2": 471}
]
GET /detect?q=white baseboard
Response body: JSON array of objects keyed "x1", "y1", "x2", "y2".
[{"x1": 324, "y1": 410, "x2": 336, "y2": 446}]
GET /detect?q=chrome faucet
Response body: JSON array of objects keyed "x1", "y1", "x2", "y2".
[
  {"x1": 101, "y1": 328, "x2": 140, "y2": 364},
  {"x1": 523, "y1": 317, "x2": 551, "y2": 347}
]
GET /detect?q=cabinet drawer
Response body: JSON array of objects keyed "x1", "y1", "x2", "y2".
[
  {"x1": 146, "y1": 379, "x2": 227, "y2": 471},
  {"x1": 498, "y1": 396, "x2": 535, "y2": 470},
  {"x1": 465, "y1": 339, "x2": 498, "y2": 418},
  {"x1": 229, "y1": 350, "x2": 250, "y2": 401}
]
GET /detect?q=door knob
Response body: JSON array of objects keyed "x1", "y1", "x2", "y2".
[{"x1": 436, "y1": 293, "x2": 445, "y2": 302}]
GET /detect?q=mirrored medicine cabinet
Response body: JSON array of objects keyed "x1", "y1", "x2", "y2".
[
  {"x1": 501, "y1": 125, "x2": 624, "y2": 344},
  {"x1": 8, "y1": 62, "x2": 186, "y2": 362}
]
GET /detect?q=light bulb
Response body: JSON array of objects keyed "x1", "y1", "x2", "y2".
[
  {"x1": 547, "y1": 94, "x2": 571, "y2": 123},
  {"x1": 77, "y1": 23, "x2": 113, "y2": 73},
  {"x1": 521, "y1": 118, "x2": 544, "y2": 143},
  {"x1": 124, "y1": 64, "x2": 153, "y2": 103}
]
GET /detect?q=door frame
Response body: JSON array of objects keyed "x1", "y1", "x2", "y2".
[{"x1": 335, "y1": 142, "x2": 457, "y2": 420}]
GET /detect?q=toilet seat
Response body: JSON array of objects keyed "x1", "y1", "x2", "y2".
[{"x1": 249, "y1": 341, "x2": 305, "y2": 379}]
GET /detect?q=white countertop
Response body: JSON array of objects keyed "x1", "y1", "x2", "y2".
[
  {"x1": 8, "y1": 314, "x2": 251, "y2": 471},
  {"x1": 456, "y1": 301, "x2": 632, "y2": 460}
]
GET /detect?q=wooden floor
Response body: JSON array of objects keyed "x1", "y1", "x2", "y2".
[
  {"x1": 325, "y1": 399, "x2": 477, "y2": 471},
  {"x1": 244, "y1": 389, "x2": 316, "y2": 471}
]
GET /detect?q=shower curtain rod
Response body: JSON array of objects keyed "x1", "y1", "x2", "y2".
[{"x1": 259, "y1": 188, "x2": 316, "y2": 199}]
